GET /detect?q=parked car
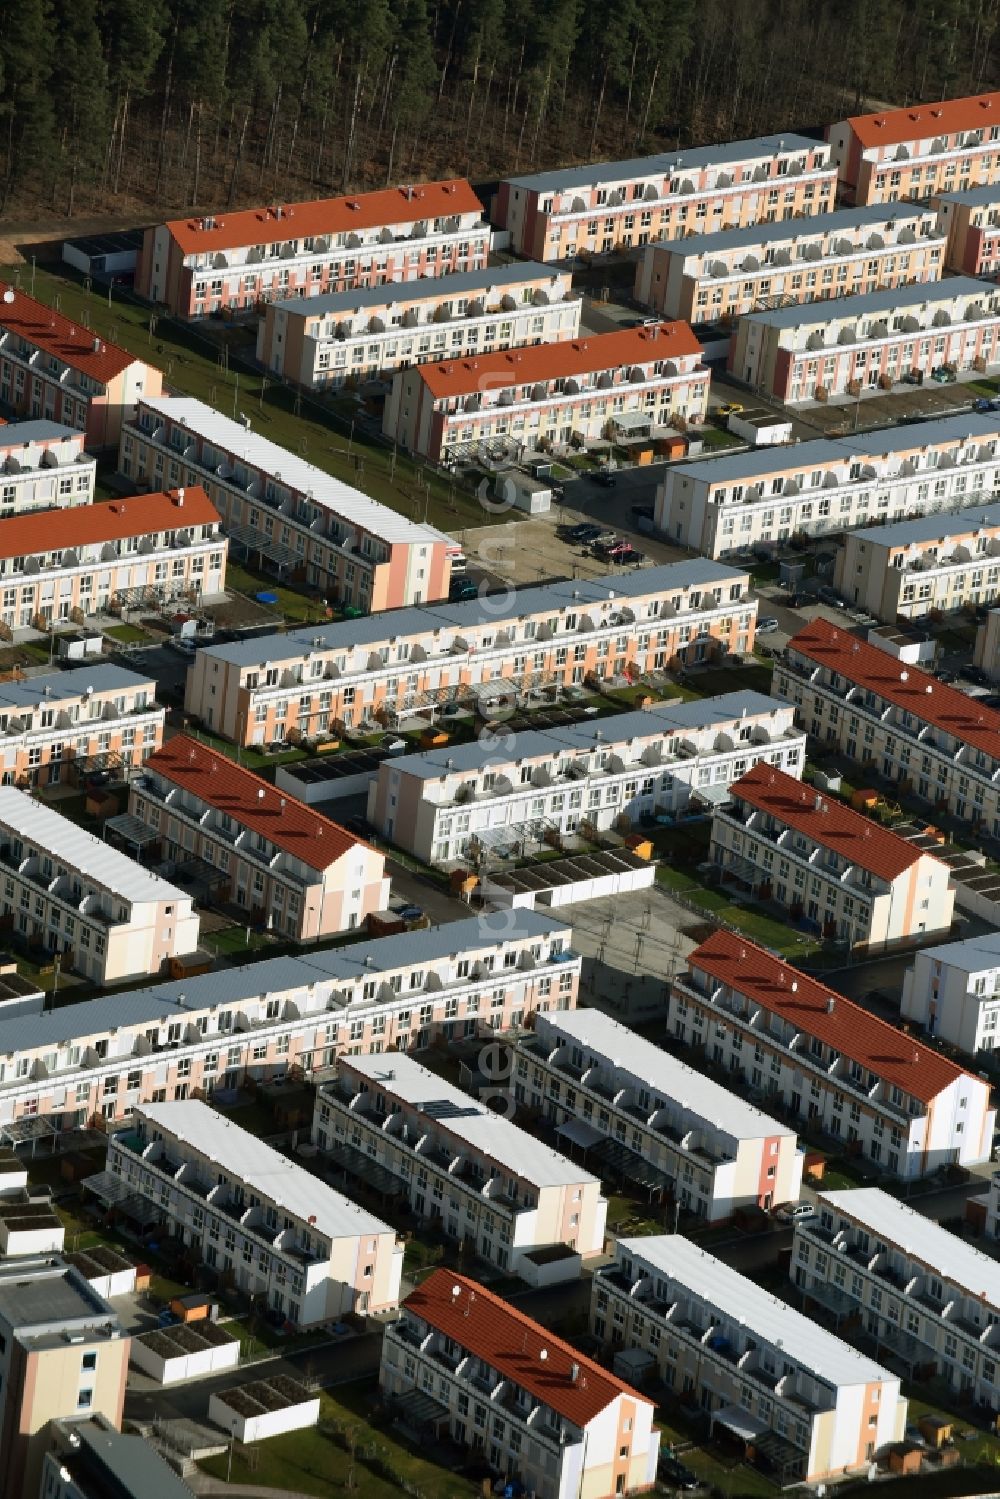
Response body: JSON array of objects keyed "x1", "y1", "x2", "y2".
[
  {"x1": 900, "y1": 369, "x2": 923, "y2": 385},
  {"x1": 168, "y1": 636, "x2": 198, "y2": 656},
  {"x1": 565, "y1": 523, "x2": 602, "y2": 544},
  {"x1": 449, "y1": 579, "x2": 479, "y2": 602},
  {"x1": 630, "y1": 503, "x2": 654, "y2": 521},
  {"x1": 961, "y1": 665, "x2": 990, "y2": 686},
  {"x1": 974, "y1": 397, "x2": 1000, "y2": 413},
  {"x1": 817, "y1": 585, "x2": 846, "y2": 608},
  {"x1": 756, "y1": 616, "x2": 780, "y2": 634},
  {"x1": 595, "y1": 539, "x2": 634, "y2": 559},
  {"x1": 398, "y1": 904, "x2": 424, "y2": 923},
  {"x1": 716, "y1": 401, "x2": 743, "y2": 417},
  {"x1": 774, "y1": 1202, "x2": 816, "y2": 1224},
  {"x1": 440, "y1": 701, "x2": 465, "y2": 718},
  {"x1": 936, "y1": 668, "x2": 957, "y2": 684},
  {"x1": 931, "y1": 366, "x2": 957, "y2": 383},
  {"x1": 593, "y1": 469, "x2": 618, "y2": 488},
  {"x1": 344, "y1": 815, "x2": 376, "y2": 838},
  {"x1": 613, "y1": 548, "x2": 645, "y2": 565},
  {"x1": 588, "y1": 530, "x2": 618, "y2": 550},
  {"x1": 657, "y1": 1452, "x2": 701, "y2": 1491}
]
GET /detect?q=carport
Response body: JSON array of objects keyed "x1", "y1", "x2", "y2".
[
  {"x1": 226, "y1": 523, "x2": 299, "y2": 576},
  {"x1": 105, "y1": 813, "x2": 160, "y2": 860},
  {"x1": 0, "y1": 1116, "x2": 59, "y2": 1156},
  {"x1": 587, "y1": 1137, "x2": 673, "y2": 1199}
]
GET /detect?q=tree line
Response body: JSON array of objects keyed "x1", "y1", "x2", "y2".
[{"x1": 0, "y1": 0, "x2": 998, "y2": 221}]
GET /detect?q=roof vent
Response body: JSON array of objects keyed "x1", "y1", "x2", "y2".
[
  {"x1": 92, "y1": 337, "x2": 101, "y2": 353},
  {"x1": 925, "y1": 683, "x2": 933, "y2": 694},
  {"x1": 900, "y1": 670, "x2": 908, "y2": 682},
  {"x1": 791, "y1": 980, "x2": 798, "y2": 993},
  {"x1": 175, "y1": 487, "x2": 185, "y2": 506},
  {"x1": 826, "y1": 996, "x2": 835, "y2": 1013}
]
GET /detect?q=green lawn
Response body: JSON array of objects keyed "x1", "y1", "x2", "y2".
[
  {"x1": 684, "y1": 661, "x2": 775, "y2": 698},
  {"x1": 698, "y1": 424, "x2": 743, "y2": 450},
  {"x1": 656, "y1": 1407, "x2": 777, "y2": 1496},
  {"x1": 205, "y1": 924, "x2": 277, "y2": 958},
  {"x1": 103, "y1": 622, "x2": 149, "y2": 644},
  {"x1": 655, "y1": 864, "x2": 825, "y2": 960},
  {"x1": 183, "y1": 724, "x2": 308, "y2": 773},
  {"x1": 2, "y1": 263, "x2": 497, "y2": 536},
  {"x1": 198, "y1": 1383, "x2": 476, "y2": 1499},
  {"x1": 225, "y1": 561, "x2": 329, "y2": 626}
]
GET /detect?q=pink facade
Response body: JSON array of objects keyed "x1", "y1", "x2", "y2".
[
  {"x1": 935, "y1": 190, "x2": 1000, "y2": 276},
  {"x1": 829, "y1": 93, "x2": 1000, "y2": 206}
]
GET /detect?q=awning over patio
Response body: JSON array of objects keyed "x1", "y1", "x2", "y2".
[
  {"x1": 691, "y1": 781, "x2": 733, "y2": 808},
  {"x1": 713, "y1": 1405, "x2": 768, "y2": 1443},
  {"x1": 556, "y1": 1118, "x2": 603, "y2": 1150}
]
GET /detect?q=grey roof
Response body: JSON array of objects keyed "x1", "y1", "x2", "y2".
[
  {"x1": 0, "y1": 1259, "x2": 117, "y2": 1333},
  {"x1": 0, "y1": 662, "x2": 156, "y2": 714},
  {"x1": 271, "y1": 262, "x2": 566, "y2": 318},
  {"x1": 934, "y1": 185, "x2": 1000, "y2": 209},
  {"x1": 386, "y1": 690, "x2": 795, "y2": 781},
  {"x1": 0, "y1": 909, "x2": 572, "y2": 1058},
  {"x1": 668, "y1": 411, "x2": 1000, "y2": 485},
  {"x1": 741, "y1": 274, "x2": 995, "y2": 329},
  {"x1": 848, "y1": 499, "x2": 1000, "y2": 548},
  {"x1": 201, "y1": 560, "x2": 747, "y2": 669},
  {"x1": 911, "y1": 931, "x2": 1000, "y2": 973},
  {"x1": 0, "y1": 419, "x2": 87, "y2": 446},
  {"x1": 503, "y1": 134, "x2": 826, "y2": 194},
  {"x1": 53, "y1": 1419, "x2": 197, "y2": 1499},
  {"x1": 650, "y1": 201, "x2": 935, "y2": 258}
]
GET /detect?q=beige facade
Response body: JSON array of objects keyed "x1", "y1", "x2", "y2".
[
  {"x1": 934, "y1": 186, "x2": 1000, "y2": 274},
  {"x1": 635, "y1": 203, "x2": 943, "y2": 322},
  {"x1": 185, "y1": 560, "x2": 755, "y2": 747},
  {"x1": 829, "y1": 93, "x2": 1000, "y2": 206},
  {"x1": 0, "y1": 421, "x2": 96, "y2": 515},
  {"x1": 974, "y1": 606, "x2": 1000, "y2": 679},
  {"x1": 833, "y1": 501, "x2": 1000, "y2": 621}
]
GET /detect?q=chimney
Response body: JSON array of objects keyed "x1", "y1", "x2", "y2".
[
  {"x1": 92, "y1": 337, "x2": 101, "y2": 353},
  {"x1": 570, "y1": 1362, "x2": 580, "y2": 1383},
  {"x1": 826, "y1": 996, "x2": 835, "y2": 1013},
  {"x1": 791, "y1": 980, "x2": 798, "y2": 993},
  {"x1": 175, "y1": 487, "x2": 185, "y2": 507}
]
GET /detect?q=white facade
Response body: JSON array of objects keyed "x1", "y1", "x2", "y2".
[
  {"x1": 656, "y1": 412, "x2": 1000, "y2": 560},
  {"x1": 109, "y1": 1101, "x2": 403, "y2": 1327},
  {"x1": 795, "y1": 1188, "x2": 1000, "y2": 1406},
  {"x1": 513, "y1": 1007, "x2": 803, "y2": 1223},
  {"x1": 834, "y1": 501, "x2": 1000, "y2": 621},
  {"x1": 367, "y1": 691, "x2": 804, "y2": 865},
  {"x1": 593, "y1": 1235, "x2": 906, "y2": 1483},
  {"x1": 0, "y1": 422, "x2": 95, "y2": 515},
  {"x1": 130, "y1": 1322, "x2": 241, "y2": 1385},
  {"x1": 901, "y1": 934, "x2": 1000, "y2": 1054},
  {"x1": 208, "y1": 1384, "x2": 320, "y2": 1444}
]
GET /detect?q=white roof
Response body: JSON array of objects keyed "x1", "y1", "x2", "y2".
[
  {"x1": 139, "y1": 395, "x2": 449, "y2": 549},
  {"x1": 913, "y1": 932, "x2": 1000, "y2": 974},
  {"x1": 819, "y1": 1188, "x2": 1000, "y2": 1305},
  {"x1": 342, "y1": 1051, "x2": 599, "y2": 1190},
  {"x1": 0, "y1": 786, "x2": 186, "y2": 905},
  {"x1": 535, "y1": 1008, "x2": 795, "y2": 1142},
  {"x1": 136, "y1": 1100, "x2": 394, "y2": 1242},
  {"x1": 619, "y1": 1235, "x2": 896, "y2": 1387}
]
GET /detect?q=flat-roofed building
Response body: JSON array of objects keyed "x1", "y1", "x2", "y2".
[
  {"x1": 0, "y1": 422, "x2": 96, "y2": 515},
  {"x1": 833, "y1": 501, "x2": 1000, "y2": 621},
  {"x1": 257, "y1": 263, "x2": 580, "y2": 389},
  {"x1": 0, "y1": 1259, "x2": 129, "y2": 1499},
  {"x1": 0, "y1": 911, "x2": 580, "y2": 1132},
  {"x1": 184, "y1": 560, "x2": 756, "y2": 745},
  {"x1": 314, "y1": 1051, "x2": 606, "y2": 1272},
  {"x1": 774, "y1": 617, "x2": 1000, "y2": 841},
  {"x1": 382, "y1": 1269, "x2": 659, "y2": 1499},
  {"x1": 121, "y1": 397, "x2": 452, "y2": 613},
  {"x1": 384, "y1": 322, "x2": 709, "y2": 465},
  {"x1": 136, "y1": 180, "x2": 490, "y2": 318},
  {"x1": 0, "y1": 663, "x2": 163, "y2": 790},
  {"x1": 0, "y1": 283, "x2": 162, "y2": 451},
  {"x1": 730, "y1": 276, "x2": 1000, "y2": 402},
  {"x1": 709, "y1": 762, "x2": 955, "y2": 950},
  {"x1": 829, "y1": 92, "x2": 1000, "y2": 206},
  {"x1": 367, "y1": 691, "x2": 804, "y2": 865},
  {"x1": 671, "y1": 931, "x2": 994, "y2": 1178},
  {"x1": 635, "y1": 203, "x2": 944, "y2": 322},
  {"x1": 513, "y1": 1008, "x2": 802, "y2": 1222},
  {"x1": 794, "y1": 1188, "x2": 1000, "y2": 1402},
  {"x1": 0, "y1": 787, "x2": 198, "y2": 983},
  {"x1": 900, "y1": 933, "x2": 1000, "y2": 1054},
  {"x1": 593, "y1": 1235, "x2": 906, "y2": 1483},
  {"x1": 0, "y1": 486, "x2": 225, "y2": 633},
  {"x1": 108, "y1": 1101, "x2": 402, "y2": 1325},
  {"x1": 655, "y1": 413, "x2": 1000, "y2": 559},
  {"x1": 494, "y1": 136, "x2": 837, "y2": 262},
  {"x1": 130, "y1": 734, "x2": 388, "y2": 939},
  {"x1": 934, "y1": 185, "x2": 1000, "y2": 274},
  {"x1": 40, "y1": 1415, "x2": 197, "y2": 1499}
]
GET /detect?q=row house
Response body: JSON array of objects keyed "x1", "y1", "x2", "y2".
[
  {"x1": 313, "y1": 1050, "x2": 606, "y2": 1273},
  {"x1": 135, "y1": 180, "x2": 490, "y2": 319},
  {"x1": 634, "y1": 203, "x2": 943, "y2": 323},
  {"x1": 0, "y1": 486, "x2": 225, "y2": 633},
  {"x1": 710, "y1": 761, "x2": 955, "y2": 949},
  {"x1": 730, "y1": 276, "x2": 1000, "y2": 402},
  {"x1": 121, "y1": 396, "x2": 452, "y2": 613},
  {"x1": 901, "y1": 933, "x2": 1000, "y2": 1057},
  {"x1": 494, "y1": 135, "x2": 837, "y2": 262},
  {"x1": 184, "y1": 560, "x2": 755, "y2": 746},
  {"x1": 512, "y1": 1007, "x2": 803, "y2": 1222},
  {"x1": 129, "y1": 735, "x2": 389, "y2": 939},
  {"x1": 0, "y1": 421, "x2": 95, "y2": 515},
  {"x1": 107, "y1": 1101, "x2": 402, "y2": 1326},
  {"x1": 654, "y1": 412, "x2": 1000, "y2": 560},
  {"x1": 0, "y1": 910, "x2": 579, "y2": 1132},
  {"x1": 933, "y1": 185, "x2": 1000, "y2": 274},
  {"x1": 257, "y1": 263, "x2": 580, "y2": 390},
  {"x1": 774, "y1": 616, "x2": 1000, "y2": 841},
  {"x1": 594, "y1": 1236, "x2": 905, "y2": 1484},
  {"x1": 0, "y1": 786, "x2": 199, "y2": 984},
  {"x1": 381, "y1": 1270, "x2": 658, "y2": 1499},
  {"x1": 794, "y1": 1187, "x2": 1000, "y2": 1406},
  {"x1": 833, "y1": 500, "x2": 1000, "y2": 621},
  {"x1": 670, "y1": 931, "x2": 994, "y2": 1178},
  {"x1": 974, "y1": 605, "x2": 1000, "y2": 679},
  {"x1": 41, "y1": 1418, "x2": 197, "y2": 1499},
  {"x1": 0, "y1": 283, "x2": 162, "y2": 450},
  {"x1": 970, "y1": 1170, "x2": 1000, "y2": 1240},
  {"x1": 384, "y1": 322, "x2": 709, "y2": 466},
  {"x1": 829, "y1": 92, "x2": 1000, "y2": 206},
  {"x1": 367, "y1": 691, "x2": 804, "y2": 865},
  {"x1": 0, "y1": 662, "x2": 163, "y2": 790}
]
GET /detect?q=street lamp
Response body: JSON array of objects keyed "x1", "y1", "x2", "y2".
[{"x1": 226, "y1": 1416, "x2": 238, "y2": 1482}]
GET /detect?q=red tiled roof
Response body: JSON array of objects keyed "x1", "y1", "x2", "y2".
[
  {"x1": 843, "y1": 92, "x2": 1000, "y2": 150},
  {"x1": 0, "y1": 282, "x2": 142, "y2": 384},
  {"x1": 164, "y1": 180, "x2": 484, "y2": 256},
  {"x1": 788, "y1": 615, "x2": 1000, "y2": 764},
  {"x1": 730, "y1": 762, "x2": 927, "y2": 883},
  {"x1": 686, "y1": 930, "x2": 973, "y2": 1103},
  {"x1": 417, "y1": 321, "x2": 703, "y2": 399},
  {"x1": 404, "y1": 1270, "x2": 645, "y2": 1426},
  {"x1": 0, "y1": 487, "x2": 219, "y2": 563},
  {"x1": 143, "y1": 734, "x2": 364, "y2": 867}
]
